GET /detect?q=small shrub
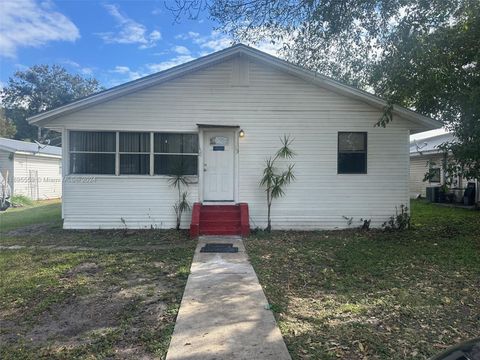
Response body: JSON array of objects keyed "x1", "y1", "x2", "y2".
[
  {"x1": 360, "y1": 218, "x2": 371, "y2": 230},
  {"x1": 382, "y1": 205, "x2": 410, "y2": 231},
  {"x1": 342, "y1": 216, "x2": 354, "y2": 227},
  {"x1": 11, "y1": 195, "x2": 33, "y2": 207}
]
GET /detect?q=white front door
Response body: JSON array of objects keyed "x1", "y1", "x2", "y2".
[{"x1": 203, "y1": 130, "x2": 235, "y2": 201}]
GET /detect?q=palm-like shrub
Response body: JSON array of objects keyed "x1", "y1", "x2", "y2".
[
  {"x1": 260, "y1": 135, "x2": 296, "y2": 232},
  {"x1": 168, "y1": 167, "x2": 191, "y2": 230}
]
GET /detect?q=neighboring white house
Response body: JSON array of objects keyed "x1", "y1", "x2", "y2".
[
  {"x1": 28, "y1": 44, "x2": 441, "y2": 230},
  {"x1": 410, "y1": 133, "x2": 479, "y2": 202},
  {"x1": 0, "y1": 137, "x2": 62, "y2": 200}
]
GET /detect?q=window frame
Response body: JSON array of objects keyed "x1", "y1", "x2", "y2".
[
  {"x1": 69, "y1": 131, "x2": 117, "y2": 175},
  {"x1": 153, "y1": 132, "x2": 199, "y2": 176},
  {"x1": 337, "y1": 131, "x2": 368, "y2": 175},
  {"x1": 118, "y1": 131, "x2": 151, "y2": 175},
  {"x1": 68, "y1": 130, "x2": 199, "y2": 177}
]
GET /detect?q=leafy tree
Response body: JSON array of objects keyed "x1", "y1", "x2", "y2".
[
  {"x1": 170, "y1": 0, "x2": 465, "y2": 86},
  {"x1": 0, "y1": 108, "x2": 16, "y2": 138},
  {"x1": 260, "y1": 135, "x2": 295, "y2": 232},
  {"x1": 172, "y1": 0, "x2": 480, "y2": 181},
  {"x1": 0, "y1": 65, "x2": 102, "y2": 145},
  {"x1": 373, "y1": 2, "x2": 480, "y2": 180}
]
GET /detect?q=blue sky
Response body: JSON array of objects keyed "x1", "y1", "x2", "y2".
[
  {"x1": 0, "y1": 0, "x2": 444, "y2": 140},
  {"x1": 0, "y1": 0, "x2": 258, "y2": 88}
]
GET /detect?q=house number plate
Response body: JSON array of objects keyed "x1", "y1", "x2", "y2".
[{"x1": 213, "y1": 146, "x2": 225, "y2": 151}]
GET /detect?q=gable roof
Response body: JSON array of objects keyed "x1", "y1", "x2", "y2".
[
  {"x1": 0, "y1": 137, "x2": 62, "y2": 158},
  {"x1": 28, "y1": 44, "x2": 441, "y2": 131},
  {"x1": 410, "y1": 133, "x2": 453, "y2": 156}
]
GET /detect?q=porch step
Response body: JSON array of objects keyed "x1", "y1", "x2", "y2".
[
  {"x1": 190, "y1": 203, "x2": 250, "y2": 238},
  {"x1": 199, "y1": 228, "x2": 242, "y2": 236},
  {"x1": 200, "y1": 210, "x2": 241, "y2": 221}
]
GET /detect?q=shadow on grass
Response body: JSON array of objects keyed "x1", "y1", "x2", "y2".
[{"x1": 245, "y1": 201, "x2": 480, "y2": 359}]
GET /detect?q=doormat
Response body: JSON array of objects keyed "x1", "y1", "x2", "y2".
[{"x1": 200, "y1": 243, "x2": 238, "y2": 253}]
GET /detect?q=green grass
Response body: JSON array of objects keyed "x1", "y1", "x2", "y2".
[
  {"x1": 246, "y1": 201, "x2": 480, "y2": 360},
  {"x1": 0, "y1": 200, "x2": 195, "y2": 359},
  {"x1": 10, "y1": 195, "x2": 34, "y2": 207},
  {"x1": 0, "y1": 199, "x2": 62, "y2": 233}
]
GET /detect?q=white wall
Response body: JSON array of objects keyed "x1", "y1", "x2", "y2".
[
  {"x1": 409, "y1": 155, "x2": 443, "y2": 198},
  {"x1": 50, "y1": 56, "x2": 415, "y2": 229},
  {"x1": 0, "y1": 150, "x2": 14, "y2": 192},
  {"x1": 13, "y1": 154, "x2": 62, "y2": 200}
]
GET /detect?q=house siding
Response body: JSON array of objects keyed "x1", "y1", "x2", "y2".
[
  {"x1": 51, "y1": 57, "x2": 413, "y2": 229},
  {"x1": 0, "y1": 150, "x2": 14, "y2": 193},
  {"x1": 409, "y1": 155, "x2": 441, "y2": 198},
  {"x1": 13, "y1": 154, "x2": 62, "y2": 200}
]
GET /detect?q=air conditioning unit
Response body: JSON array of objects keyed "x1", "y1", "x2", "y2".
[
  {"x1": 426, "y1": 186, "x2": 441, "y2": 203},
  {"x1": 463, "y1": 182, "x2": 476, "y2": 206}
]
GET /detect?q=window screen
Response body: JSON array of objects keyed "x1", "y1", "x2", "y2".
[
  {"x1": 119, "y1": 132, "x2": 150, "y2": 175},
  {"x1": 69, "y1": 131, "x2": 116, "y2": 174},
  {"x1": 338, "y1": 132, "x2": 367, "y2": 174},
  {"x1": 154, "y1": 133, "x2": 198, "y2": 175}
]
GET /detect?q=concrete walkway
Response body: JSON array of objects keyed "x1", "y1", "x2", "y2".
[{"x1": 166, "y1": 236, "x2": 291, "y2": 360}]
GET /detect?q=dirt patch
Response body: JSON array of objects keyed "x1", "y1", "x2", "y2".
[
  {"x1": 25, "y1": 290, "x2": 124, "y2": 344},
  {"x1": 65, "y1": 262, "x2": 101, "y2": 277},
  {"x1": 5, "y1": 222, "x2": 56, "y2": 237},
  {"x1": 1, "y1": 264, "x2": 174, "y2": 358}
]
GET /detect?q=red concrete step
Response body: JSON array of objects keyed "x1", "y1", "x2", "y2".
[
  {"x1": 200, "y1": 220, "x2": 241, "y2": 228},
  {"x1": 190, "y1": 203, "x2": 249, "y2": 238},
  {"x1": 199, "y1": 228, "x2": 242, "y2": 236},
  {"x1": 201, "y1": 205, "x2": 240, "y2": 212},
  {"x1": 200, "y1": 211, "x2": 241, "y2": 221}
]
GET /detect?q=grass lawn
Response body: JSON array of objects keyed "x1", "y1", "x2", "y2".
[
  {"x1": 0, "y1": 200, "x2": 195, "y2": 359},
  {"x1": 246, "y1": 200, "x2": 480, "y2": 360}
]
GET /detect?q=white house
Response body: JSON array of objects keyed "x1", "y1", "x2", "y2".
[
  {"x1": 28, "y1": 44, "x2": 441, "y2": 233},
  {"x1": 0, "y1": 137, "x2": 62, "y2": 200},
  {"x1": 410, "y1": 133, "x2": 478, "y2": 203}
]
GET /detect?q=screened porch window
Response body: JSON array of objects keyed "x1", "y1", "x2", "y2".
[
  {"x1": 338, "y1": 132, "x2": 367, "y2": 174},
  {"x1": 69, "y1": 131, "x2": 116, "y2": 174},
  {"x1": 154, "y1": 133, "x2": 198, "y2": 175},
  {"x1": 69, "y1": 131, "x2": 198, "y2": 176},
  {"x1": 119, "y1": 132, "x2": 150, "y2": 175}
]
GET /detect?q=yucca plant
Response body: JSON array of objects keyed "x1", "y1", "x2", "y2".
[
  {"x1": 168, "y1": 166, "x2": 191, "y2": 230},
  {"x1": 260, "y1": 135, "x2": 296, "y2": 232}
]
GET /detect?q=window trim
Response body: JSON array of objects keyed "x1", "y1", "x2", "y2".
[
  {"x1": 69, "y1": 131, "x2": 117, "y2": 175},
  {"x1": 337, "y1": 131, "x2": 368, "y2": 175},
  {"x1": 153, "y1": 132, "x2": 199, "y2": 176},
  {"x1": 68, "y1": 130, "x2": 199, "y2": 177},
  {"x1": 119, "y1": 131, "x2": 151, "y2": 175}
]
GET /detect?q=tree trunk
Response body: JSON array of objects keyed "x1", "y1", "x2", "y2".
[
  {"x1": 266, "y1": 195, "x2": 272, "y2": 232},
  {"x1": 176, "y1": 186, "x2": 181, "y2": 230}
]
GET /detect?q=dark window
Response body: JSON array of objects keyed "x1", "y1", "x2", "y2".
[
  {"x1": 119, "y1": 132, "x2": 150, "y2": 175},
  {"x1": 69, "y1": 131, "x2": 116, "y2": 174},
  {"x1": 154, "y1": 133, "x2": 198, "y2": 175},
  {"x1": 154, "y1": 155, "x2": 198, "y2": 175},
  {"x1": 338, "y1": 132, "x2": 367, "y2": 174},
  {"x1": 154, "y1": 133, "x2": 198, "y2": 154},
  {"x1": 429, "y1": 168, "x2": 441, "y2": 183}
]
